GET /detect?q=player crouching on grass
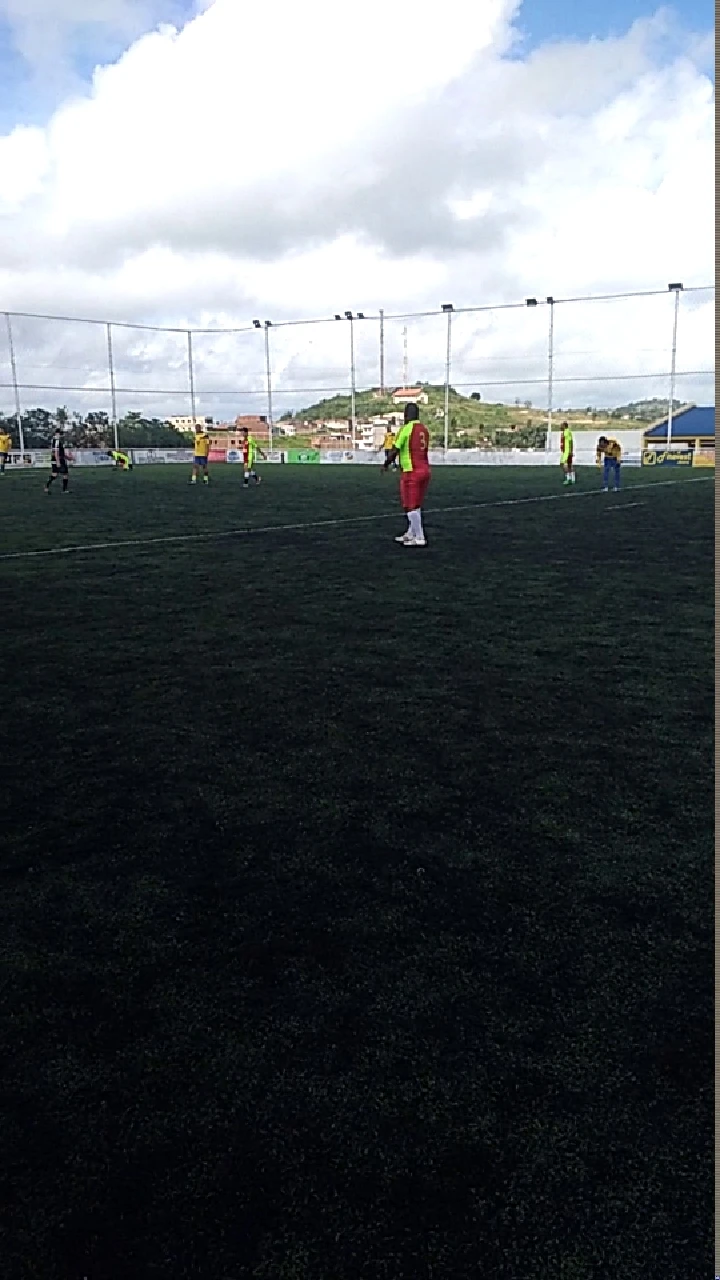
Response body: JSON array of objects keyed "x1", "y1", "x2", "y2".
[
  {"x1": 240, "y1": 427, "x2": 267, "y2": 487},
  {"x1": 107, "y1": 448, "x2": 133, "y2": 471},
  {"x1": 560, "y1": 421, "x2": 575, "y2": 486},
  {"x1": 382, "y1": 401, "x2": 431, "y2": 547},
  {"x1": 596, "y1": 435, "x2": 622, "y2": 491},
  {"x1": 190, "y1": 427, "x2": 211, "y2": 484}
]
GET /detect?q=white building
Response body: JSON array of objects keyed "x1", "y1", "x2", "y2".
[
  {"x1": 166, "y1": 415, "x2": 213, "y2": 434},
  {"x1": 391, "y1": 386, "x2": 429, "y2": 406}
]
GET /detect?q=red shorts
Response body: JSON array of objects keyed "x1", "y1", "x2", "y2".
[{"x1": 400, "y1": 469, "x2": 430, "y2": 511}]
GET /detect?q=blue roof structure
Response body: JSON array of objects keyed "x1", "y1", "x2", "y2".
[{"x1": 644, "y1": 406, "x2": 715, "y2": 440}]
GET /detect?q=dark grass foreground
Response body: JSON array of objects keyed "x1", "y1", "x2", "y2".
[{"x1": 0, "y1": 465, "x2": 713, "y2": 1279}]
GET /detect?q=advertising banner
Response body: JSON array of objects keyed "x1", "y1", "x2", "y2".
[
  {"x1": 8, "y1": 451, "x2": 48, "y2": 467},
  {"x1": 286, "y1": 449, "x2": 320, "y2": 464},
  {"x1": 642, "y1": 449, "x2": 694, "y2": 467},
  {"x1": 131, "y1": 449, "x2": 195, "y2": 464},
  {"x1": 208, "y1": 448, "x2": 226, "y2": 463},
  {"x1": 73, "y1": 449, "x2": 114, "y2": 466},
  {"x1": 320, "y1": 450, "x2": 355, "y2": 463},
  {"x1": 692, "y1": 449, "x2": 715, "y2": 468}
]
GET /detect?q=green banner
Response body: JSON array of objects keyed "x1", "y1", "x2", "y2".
[{"x1": 286, "y1": 449, "x2": 320, "y2": 464}]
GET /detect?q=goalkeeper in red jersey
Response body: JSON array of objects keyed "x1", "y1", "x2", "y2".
[{"x1": 382, "y1": 401, "x2": 431, "y2": 546}]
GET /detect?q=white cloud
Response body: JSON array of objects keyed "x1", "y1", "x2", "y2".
[{"x1": 0, "y1": 0, "x2": 713, "y2": 420}]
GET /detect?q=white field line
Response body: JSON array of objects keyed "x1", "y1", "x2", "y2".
[
  {"x1": 604, "y1": 501, "x2": 647, "y2": 512},
  {"x1": 0, "y1": 475, "x2": 712, "y2": 563}
]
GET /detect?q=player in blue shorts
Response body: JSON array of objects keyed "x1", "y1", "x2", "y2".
[{"x1": 190, "y1": 428, "x2": 211, "y2": 484}]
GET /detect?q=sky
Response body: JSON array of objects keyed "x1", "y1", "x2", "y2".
[{"x1": 0, "y1": 0, "x2": 713, "y2": 421}]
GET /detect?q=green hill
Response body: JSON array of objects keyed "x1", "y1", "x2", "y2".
[
  {"x1": 609, "y1": 398, "x2": 687, "y2": 422},
  {"x1": 279, "y1": 384, "x2": 548, "y2": 447},
  {"x1": 277, "y1": 383, "x2": 626, "y2": 448}
]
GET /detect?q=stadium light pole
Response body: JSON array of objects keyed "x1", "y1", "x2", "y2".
[
  {"x1": 527, "y1": 295, "x2": 548, "y2": 450},
  {"x1": 667, "y1": 283, "x2": 683, "y2": 449},
  {"x1": 441, "y1": 303, "x2": 453, "y2": 453},
  {"x1": 4, "y1": 313, "x2": 25, "y2": 456},
  {"x1": 264, "y1": 322, "x2": 274, "y2": 453},
  {"x1": 538, "y1": 299, "x2": 556, "y2": 455},
  {"x1": 339, "y1": 312, "x2": 360, "y2": 451},
  {"x1": 543, "y1": 295, "x2": 556, "y2": 450},
  {"x1": 106, "y1": 323, "x2": 119, "y2": 451},
  {"x1": 187, "y1": 330, "x2": 197, "y2": 424}
]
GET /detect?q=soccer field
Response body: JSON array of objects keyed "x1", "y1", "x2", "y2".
[{"x1": 0, "y1": 464, "x2": 713, "y2": 1279}]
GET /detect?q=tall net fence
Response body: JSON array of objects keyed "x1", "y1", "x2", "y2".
[{"x1": 0, "y1": 285, "x2": 713, "y2": 451}]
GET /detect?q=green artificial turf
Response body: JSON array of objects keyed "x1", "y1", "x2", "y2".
[{"x1": 0, "y1": 463, "x2": 713, "y2": 1279}]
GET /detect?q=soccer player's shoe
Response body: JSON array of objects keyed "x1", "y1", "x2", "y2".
[
  {"x1": 395, "y1": 532, "x2": 413, "y2": 543},
  {"x1": 405, "y1": 535, "x2": 427, "y2": 547}
]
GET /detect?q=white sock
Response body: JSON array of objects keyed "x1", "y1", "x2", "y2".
[
  {"x1": 409, "y1": 509, "x2": 423, "y2": 539},
  {"x1": 244, "y1": 471, "x2": 250, "y2": 482}
]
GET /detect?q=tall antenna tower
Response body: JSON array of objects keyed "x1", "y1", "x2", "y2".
[{"x1": 402, "y1": 326, "x2": 409, "y2": 387}]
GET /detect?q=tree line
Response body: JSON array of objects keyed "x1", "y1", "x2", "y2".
[{"x1": 0, "y1": 408, "x2": 189, "y2": 450}]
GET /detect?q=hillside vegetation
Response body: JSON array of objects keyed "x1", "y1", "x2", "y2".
[{"x1": 279, "y1": 383, "x2": 621, "y2": 448}]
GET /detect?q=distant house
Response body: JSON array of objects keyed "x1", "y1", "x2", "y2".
[
  {"x1": 313, "y1": 419, "x2": 352, "y2": 436},
  {"x1": 391, "y1": 386, "x2": 429, "y2": 406},
  {"x1": 357, "y1": 423, "x2": 387, "y2": 451},
  {"x1": 209, "y1": 414, "x2": 271, "y2": 449}
]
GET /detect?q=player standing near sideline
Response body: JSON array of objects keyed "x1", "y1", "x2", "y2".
[
  {"x1": 240, "y1": 427, "x2": 267, "y2": 488},
  {"x1": 379, "y1": 425, "x2": 398, "y2": 469},
  {"x1": 0, "y1": 425, "x2": 12, "y2": 474},
  {"x1": 560, "y1": 421, "x2": 576, "y2": 486},
  {"x1": 45, "y1": 429, "x2": 71, "y2": 494},
  {"x1": 190, "y1": 427, "x2": 211, "y2": 485},
  {"x1": 596, "y1": 435, "x2": 622, "y2": 491},
  {"x1": 382, "y1": 402, "x2": 431, "y2": 547}
]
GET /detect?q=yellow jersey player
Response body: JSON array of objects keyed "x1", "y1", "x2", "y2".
[
  {"x1": 380, "y1": 427, "x2": 398, "y2": 469},
  {"x1": 0, "y1": 427, "x2": 11, "y2": 474},
  {"x1": 190, "y1": 429, "x2": 211, "y2": 485},
  {"x1": 596, "y1": 435, "x2": 622, "y2": 491}
]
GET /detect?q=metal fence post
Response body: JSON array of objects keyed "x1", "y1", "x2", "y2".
[
  {"x1": 187, "y1": 330, "x2": 197, "y2": 423},
  {"x1": 667, "y1": 283, "x2": 683, "y2": 447},
  {"x1": 264, "y1": 322, "x2": 274, "y2": 452},
  {"x1": 442, "y1": 304, "x2": 453, "y2": 452},
  {"x1": 349, "y1": 316, "x2": 357, "y2": 451},
  {"x1": 107, "y1": 323, "x2": 119, "y2": 451},
  {"x1": 5, "y1": 313, "x2": 25, "y2": 455},
  {"x1": 546, "y1": 296, "x2": 555, "y2": 451}
]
